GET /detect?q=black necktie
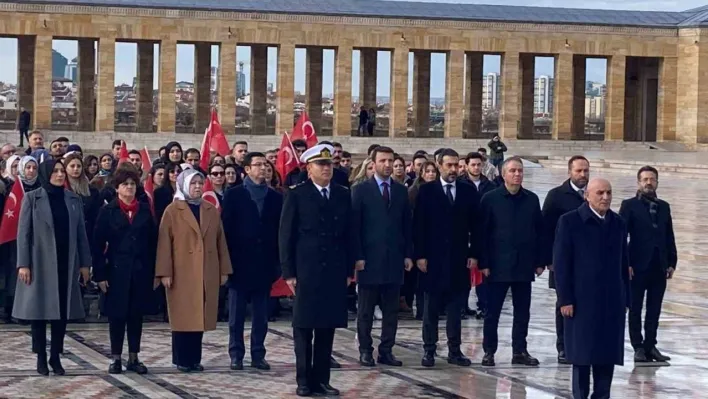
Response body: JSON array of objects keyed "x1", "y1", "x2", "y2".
[
  {"x1": 381, "y1": 182, "x2": 390, "y2": 207},
  {"x1": 321, "y1": 188, "x2": 328, "y2": 200},
  {"x1": 445, "y1": 184, "x2": 454, "y2": 205},
  {"x1": 578, "y1": 189, "x2": 585, "y2": 199}
]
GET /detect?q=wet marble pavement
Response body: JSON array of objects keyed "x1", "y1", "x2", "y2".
[{"x1": 0, "y1": 167, "x2": 706, "y2": 399}]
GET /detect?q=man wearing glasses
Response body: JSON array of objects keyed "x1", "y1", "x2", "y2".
[{"x1": 0, "y1": 143, "x2": 16, "y2": 160}]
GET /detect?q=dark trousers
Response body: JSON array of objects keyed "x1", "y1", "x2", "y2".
[
  {"x1": 629, "y1": 266, "x2": 667, "y2": 350},
  {"x1": 422, "y1": 291, "x2": 465, "y2": 353},
  {"x1": 109, "y1": 314, "x2": 143, "y2": 355},
  {"x1": 555, "y1": 291, "x2": 565, "y2": 353},
  {"x1": 483, "y1": 281, "x2": 531, "y2": 354},
  {"x1": 293, "y1": 327, "x2": 335, "y2": 388},
  {"x1": 402, "y1": 269, "x2": 416, "y2": 308},
  {"x1": 357, "y1": 284, "x2": 399, "y2": 354},
  {"x1": 218, "y1": 286, "x2": 229, "y2": 321},
  {"x1": 475, "y1": 280, "x2": 488, "y2": 312},
  {"x1": 31, "y1": 320, "x2": 67, "y2": 356},
  {"x1": 228, "y1": 287, "x2": 269, "y2": 361},
  {"x1": 19, "y1": 128, "x2": 29, "y2": 147},
  {"x1": 172, "y1": 331, "x2": 203, "y2": 367},
  {"x1": 572, "y1": 364, "x2": 614, "y2": 399}
]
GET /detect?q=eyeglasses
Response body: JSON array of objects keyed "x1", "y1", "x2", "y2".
[{"x1": 211, "y1": 172, "x2": 225, "y2": 177}]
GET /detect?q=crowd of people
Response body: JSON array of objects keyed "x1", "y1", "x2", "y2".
[{"x1": 0, "y1": 129, "x2": 677, "y2": 399}]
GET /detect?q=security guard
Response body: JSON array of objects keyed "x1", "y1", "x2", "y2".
[{"x1": 279, "y1": 144, "x2": 355, "y2": 397}]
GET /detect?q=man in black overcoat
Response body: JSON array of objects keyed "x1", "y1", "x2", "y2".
[
  {"x1": 619, "y1": 166, "x2": 677, "y2": 363},
  {"x1": 351, "y1": 146, "x2": 413, "y2": 367},
  {"x1": 541, "y1": 155, "x2": 590, "y2": 364},
  {"x1": 479, "y1": 157, "x2": 547, "y2": 367},
  {"x1": 413, "y1": 148, "x2": 479, "y2": 368},
  {"x1": 554, "y1": 178, "x2": 631, "y2": 399},
  {"x1": 279, "y1": 144, "x2": 355, "y2": 397},
  {"x1": 222, "y1": 152, "x2": 283, "y2": 371}
]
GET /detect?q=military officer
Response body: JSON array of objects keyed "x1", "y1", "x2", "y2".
[{"x1": 279, "y1": 144, "x2": 355, "y2": 397}]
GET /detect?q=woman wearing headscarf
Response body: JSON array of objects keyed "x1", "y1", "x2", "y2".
[
  {"x1": 17, "y1": 156, "x2": 41, "y2": 192},
  {"x1": 161, "y1": 141, "x2": 184, "y2": 164},
  {"x1": 155, "y1": 169, "x2": 232, "y2": 372},
  {"x1": 1, "y1": 154, "x2": 20, "y2": 186},
  {"x1": 64, "y1": 153, "x2": 101, "y2": 248},
  {"x1": 92, "y1": 164, "x2": 156, "y2": 375},
  {"x1": 13, "y1": 159, "x2": 91, "y2": 376}
]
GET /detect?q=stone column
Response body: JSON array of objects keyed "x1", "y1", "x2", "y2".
[
  {"x1": 605, "y1": 55, "x2": 626, "y2": 141},
  {"x1": 389, "y1": 46, "x2": 409, "y2": 137},
  {"x1": 250, "y1": 44, "x2": 268, "y2": 135},
  {"x1": 572, "y1": 55, "x2": 587, "y2": 138},
  {"x1": 194, "y1": 42, "x2": 211, "y2": 134},
  {"x1": 412, "y1": 51, "x2": 431, "y2": 137},
  {"x1": 305, "y1": 47, "x2": 323, "y2": 134},
  {"x1": 499, "y1": 51, "x2": 520, "y2": 139},
  {"x1": 677, "y1": 29, "x2": 708, "y2": 144},
  {"x1": 158, "y1": 39, "x2": 176, "y2": 133},
  {"x1": 333, "y1": 44, "x2": 353, "y2": 136},
  {"x1": 552, "y1": 53, "x2": 573, "y2": 140},
  {"x1": 77, "y1": 39, "x2": 95, "y2": 132},
  {"x1": 276, "y1": 43, "x2": 295, "y2": 135},
  {"x1": 657, "y1": 57, "x2": 677, "y2": 142},
  {"x1": 17, "y1": 36, "x2": 35, "y2": 128},
  {"x1": 445, "y1": 50, "x2": 464, "y2": 138},
  {"x1": 218, "y1": 42, "x2": 237, "y2": 135},
  {"x1": 519, "y1": 53, "x2": 535, "y2": 139},
  {"x1": 33, "y1": 35, "x2": 53, "y2": 130},
  {"x1": 96, "y1": 37, "x2": 115, "y2": 132},
  {"x1": 136, "y1": 41, "x2": 154, "y2": 133},
  {"x1": 465, "y1": 52, "x2": 483, "y2": 138},
  {"x1": 359, "y1": 48, "x2": 377, "y2": 110}
]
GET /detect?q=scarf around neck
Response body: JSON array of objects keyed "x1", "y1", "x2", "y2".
[
  {"x1": 637, "y1": 190, "x2": 659, "y2": 228},
  {"x1": 243, "y1": 176, "x2": 268, "y2": 214},
  {"x1": 119, "y1": 198, "x2": 139, "y2": 223}
]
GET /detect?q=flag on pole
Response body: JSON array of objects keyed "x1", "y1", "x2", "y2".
[
  {"x1": 200, "y1": 109, "x2": 231, "y2": 171},
  {"x1": 275, "y1": 132, "x2": 300, "y2": 182},
  {"x1": 290, "y1": 112, "x2": 318, "y2": 148},
  {"x1": 143, "y1": 173, "x2": 156, "y2": 218},
  {"x1": 140, "y1": 147, "x2": 152, "y2": 169},
  {"x1": 0, "y1": 180, "x2": 25, "y2": 244},
  {"x1": 117, "y1": 141, "x2": 130, "y2": 167}
]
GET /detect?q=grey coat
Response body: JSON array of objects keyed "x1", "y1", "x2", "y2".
[{"x1": 12, "y1": 188, "x2": 91, "y2": 321}]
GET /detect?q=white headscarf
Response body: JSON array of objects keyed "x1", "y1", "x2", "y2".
[
  {"x1": 18, "y1": 156, "x2": 38, "y2": 186},
  {"x1": 3, "y1": 155, "x2": 20, "y2": 180},
  {"x1": 173, "y1": 168, "x2": 203, "y2": 205}
]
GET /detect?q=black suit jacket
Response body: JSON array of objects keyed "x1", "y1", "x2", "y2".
[
  {"x1": 351, "y1": 177, "x2": 412, "y2": 286},
  {"x1": 542, "y1": 179, "x2": 585, "y2": 288},
  {"x1": 413, "y1": 180, "x2": 480, "y2": 293},
  {"x1": 619, "y1": 196, "x2": 677, "y2": 272}
]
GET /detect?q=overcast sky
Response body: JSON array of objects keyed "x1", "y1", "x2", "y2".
[{"x1": 0, "y1": 0, "x2": 700, "y2": 98}]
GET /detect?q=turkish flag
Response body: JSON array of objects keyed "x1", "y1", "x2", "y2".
[
  {"x1": 143, "y1": 173, "x2": 155, "y2": 218},
  {"x1": 200, "y1": 109, "x2": 231, "y2": 171},
  {"x1": 471, "y1": 267, "x2": 483, "y2": 287},
  {"x1": 291, "y1": 112, "x2": 318, "y2": 148},
  {"x1": 117, "y1": 141, "x2": 130, "y2": 167},
  {"x1": 202, "y1": 178, "x2": 221, "y2": 212},
  {"x1": 275, "y1": 133, "x2": 300, "y2": 182},
  {"x1": 271, "y1": 278, "x2": 293, "y2": 297},
  {"x1": 140, "y1": 147, "x2": 152, "y2": 169},
  {"x1": 0, "y1": 180, "x2": 25, "y2": 244}
]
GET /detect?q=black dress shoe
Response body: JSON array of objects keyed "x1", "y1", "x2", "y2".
[
  {"x1": 296, "y1": 386, "x2": 311, "y2": 397},
  {"x1": 475, "y1": 310, "x2": 485, "y2": 320},
  {"x1": 251, "y1": 358, "x2": 271, "y2": 370},
  {"x1": 126, "y1": 359, "x2": 148, "y2": 374},
  {"x1": 447, "y1": 352, "x2": 472, "y2": 367},
  {"x1": 176, "y1": 365, "x2": 191, "y2": 372},
  {"x1": 359, "y1": 353, "x2": 375, "y2": 367},
  {"x1": 191, "y1": 364, "x2": 204, "y2": 372},
  {"x1": 377, "y1": 353, "x2": 402, "y2": 367},
  {"x1": 329, "y1": 357, "x2": 341, "y2": 368},
  {"x1": 108, "y1": 359, "x2": 123, "y2": 374},
  {"x1": 312, "y1": 383, "x2": 340, "y2": 396},
  {"x1": 634, "y1": 348, "x2": 650, "y2": 362},
  {"x1": 557, "y1": 351, "x2": 570, "y2": 365},
  {"x1": 648, "y1": 347, "x2": 671, "y2": 362},
  {"x1": 421, "y1": 351, "x2": 435, "y2": 367},
  {"x1": 49, "y1": 355, "x2": 65, "y2": 375},
  {"x1": 36, "y1": 353, "x2": 49, "y2": 376},
  {"x1": 464, "y1": 307, "x2": 477, "y2": 317},
  {"x1": 512, "y1": 351, "x2": 540, "y2": 366},
  {"x1": 230, "y1": 359, "x2": 244, "y2": 370},
  {"x1": 481, "y1": 352, "x2": 495, "y2": 367}
]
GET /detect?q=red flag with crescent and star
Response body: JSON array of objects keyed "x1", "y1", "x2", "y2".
[
  {"x1": 202, "y1": 178, "x2": 221, "y2": 212},
  {"x1": 117, "y1": 140, "x2": 130, "y2": 167},
  {"x1": 275, "y1": 132, "x2": 299, "y2": 182},
  {"x1": 200, "y1": 109, "x2": 231, "y2": 171},
  {"x1": 0, "y1": 180, "x2": 25, "y2": 244},
  {"x1": 290, "y1": 112, "x2": 318, "y2": 148},
  {"x1": 140, "y1": 146, "x2": 152, "y2": 170}
]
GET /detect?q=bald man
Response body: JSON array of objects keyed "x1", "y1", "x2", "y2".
[{"x1": 553, "y1": 178, "x2": 631, "y2": 399}]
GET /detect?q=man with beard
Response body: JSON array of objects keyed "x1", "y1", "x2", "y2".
[
  {"x1": 620, "y1": 166, "x2": 677, "y2": 364},
  {"x1": 413, "y1": 148, "x2": 479, "y2": 368},
  {"x1": 541, "y1": 155, "x2": 590, "y2": 364}
]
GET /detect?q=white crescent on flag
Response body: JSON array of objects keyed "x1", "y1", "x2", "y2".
[
  {"x1": 203, "y1": 191, "x2": 220, "y2": 211},
  {"x1": 302, "y1": 121, "x2": 315, "y2": 140},
  {"x1": 7, "y1": 192, "x2": 16, "y2": 209},
  {"x1": 284, "y1": 146, "x2": 294, "y2": 166}
]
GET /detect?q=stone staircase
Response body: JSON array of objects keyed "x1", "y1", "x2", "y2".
[{"x1": 538, "y1": 155, "x2": 708, "y2": 179}]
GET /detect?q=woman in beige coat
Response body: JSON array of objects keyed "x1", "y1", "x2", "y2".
[{"x1": 155, "y1": 169, "x2": 232, "y2": 372}]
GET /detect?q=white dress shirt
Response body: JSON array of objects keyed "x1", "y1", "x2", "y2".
[
  {"x1": 570, "y1": 181, "x2": 585, "y2": 198},
  {"x1": 440, "y1": 177, "x2": 456, "y2": 200},
  {"x1": 313, "y1": 181, "x2": 331, "y2": 199},
  {"x1": 589, "y1": 206, "x2": 606, "y2": 220}
]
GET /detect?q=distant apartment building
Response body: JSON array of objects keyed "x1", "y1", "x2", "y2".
[
  {"x1": 584, "y1": 96, "x2": 605, "y2": 120},
  {"x1": 236, "y1": 61, "x2": 246, "y2": 98},
  {"x1": 210, "y1": 66, "x2": 218, "y2": 92},
  {"x1": 65, "y1": 57, "x2": 78, "y2": 84},
  {"x1": 482, "y1": 72, "x2": 500, "y2": 110},
  {"x1": 534, "y1": 75, "x2": 554, "y2": 116}
]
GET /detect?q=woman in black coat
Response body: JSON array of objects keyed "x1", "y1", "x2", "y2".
[
  {"x1": 154, "y1": 162, "x2": 182, "y2": 224},
  {"x1": 92, "y1": 165, "x2": 157, "y2": 375},
  {"x1": 64, "y1": 153, "x2": 102, "y2": 248}
]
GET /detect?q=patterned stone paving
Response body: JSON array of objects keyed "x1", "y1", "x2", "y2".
[{"x1": 0, "y1": 167, "x2": 706, "y2": 398}]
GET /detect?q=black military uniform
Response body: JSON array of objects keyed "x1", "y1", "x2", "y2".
[
  {"x1": 279, "y1": 144, "x2": 354, "y2": 397},
  {"x1": 286, "y1": 167, "x2": 350, "y2": 188}
]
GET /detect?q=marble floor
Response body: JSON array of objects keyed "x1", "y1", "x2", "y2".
[{"x1": 0, "y1": 167, "x2": 706, "y2": 399}]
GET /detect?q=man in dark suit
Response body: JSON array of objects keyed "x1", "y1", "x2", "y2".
[
  {"x1": 279, "y1": 144, "x2": 354, "y2": 397},
  {"x1": 541, "y1": 155, "x2": 590, "y2": 364},
  {"x1": 620, "y1": 166, "x2": 677, "y2": 364},
  {"x1": 222, "y1": 152, "x2": 283, "y2": 371},
  {"x1": 413, "y1": 148, "x2": 479, "y2": 368},
  {"x1": 17, "y1": 106, "x2": 31, "y2": 147},
  {"x1": 554, "y1": 178, "x2": 631, "y2": 399},
  {"x1": 479, "y1": 157, "x2": 547, "y2": 367},
  {"x1": 352, "y1": 146, "x2": 413, "y2": 368}
]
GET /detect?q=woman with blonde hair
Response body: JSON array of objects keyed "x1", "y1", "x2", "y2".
[
  {"x1": 349, "y1": 158, "x2": 374, "y2": 187},
  {"x1": 64, "y1": 153, "x2": 101, "y2": 246}
]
